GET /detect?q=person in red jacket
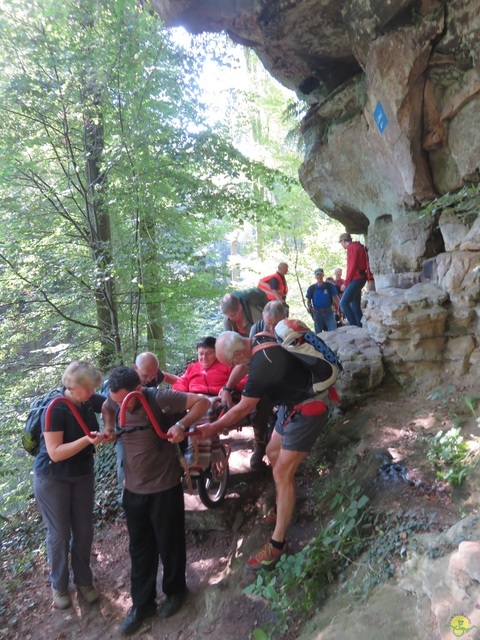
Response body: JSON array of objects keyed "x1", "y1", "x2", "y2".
[
  {"x1": 172, "y1": 336, "x2": 246, "y2": 397},
  {"x1": 339, "y1": 232, "x2": 368, "y2": 327}
]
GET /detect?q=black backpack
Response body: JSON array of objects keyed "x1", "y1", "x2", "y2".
[{"x1": 22, "y1": 390, "x2": 63, "y2": 456}]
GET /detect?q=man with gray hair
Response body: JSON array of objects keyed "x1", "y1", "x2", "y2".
[
  {"x1": 220, "y1": 289, "x2": 268, "y2": 337},
  {"x1": 199, "y1": 329, "x2": 334, "y2": 572}
]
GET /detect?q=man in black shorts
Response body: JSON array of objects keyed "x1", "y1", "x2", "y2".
[{"x1": 198, "y1": 331, "x2": 333, "y2": 572}]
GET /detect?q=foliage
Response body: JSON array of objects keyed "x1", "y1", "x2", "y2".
[
  {"x1": 427, "y1": 427, "x2": 477, "y2": 486},
  {"x1": 0, "y1": 0, "x2": 291, "y2": 371},
  {"x1": 422, "y1": 387, "x2": 480, "y2": 486},
  {"x1": 420, "y1": 183, "x2": 480, "y2": 222}
]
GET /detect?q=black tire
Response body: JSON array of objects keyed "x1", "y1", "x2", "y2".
[{"x1": 197, "y1": 445, "x2": 229, "y2": 508}]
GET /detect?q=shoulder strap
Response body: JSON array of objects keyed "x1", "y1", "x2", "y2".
[
  {"x1": 143, "y1": 387, "x2": 172, "y2": 434},
  {"x1": 251, "y1": 331, "x2": 279, "y2": 356}
]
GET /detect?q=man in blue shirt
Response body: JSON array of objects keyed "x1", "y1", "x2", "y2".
[{"x1": 306, "y1": 268, "x2": 340, "y2": 332}]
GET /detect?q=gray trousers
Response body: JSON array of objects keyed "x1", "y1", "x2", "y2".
[{"x1": 34, "y1": 472, "x2": 95, "y2": 591}]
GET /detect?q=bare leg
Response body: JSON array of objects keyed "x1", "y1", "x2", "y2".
[{"x1": 269, "y1": 444, "x2": 308, "y2": 543}]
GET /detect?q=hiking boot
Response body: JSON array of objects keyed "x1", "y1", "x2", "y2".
[
  {"x1": 245, "y1": 541, "x2": 287, "y2": 572},
  {"x1": 52, "y1": 589, "x2": 72, "y2": 610},
  {"x1": 78, "y1": 585, "x2": 99, "y2": 604},
  {"x1": 250, "y1": 443, "x2": 266, "y2": 470}
]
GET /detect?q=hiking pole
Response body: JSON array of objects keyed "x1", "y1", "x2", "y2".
[
  {"x1": 118, "y1": 391, "x2": 202, "y2": 438},
  {"x1": 44, "y1": 396, "x2": 105, "y2": 438}
]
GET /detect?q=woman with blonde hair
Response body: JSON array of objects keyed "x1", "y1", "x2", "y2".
[{"x1": 33, "y1": 361, "x2": 105, "y2": 610}]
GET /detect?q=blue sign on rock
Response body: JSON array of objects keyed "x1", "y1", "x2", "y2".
[{"x1": 374, "y1": 101, "x2": 388, "y2": 134}]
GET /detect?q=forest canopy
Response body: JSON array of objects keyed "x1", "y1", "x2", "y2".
[{"x1": 0, "y1": 0, "x2": 344, "y2": 515}]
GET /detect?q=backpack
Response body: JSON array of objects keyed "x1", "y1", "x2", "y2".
[
  {"x1": 237, "y1": 288, "x2": 269, "y2": 325},
  {"x1": 22, "y1": 389, "x2": 63, "y2": 456},
  {"x1": 252, "y1": 318, "x2": 342, "y2": 393}
]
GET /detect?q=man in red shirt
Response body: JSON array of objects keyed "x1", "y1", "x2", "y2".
[{"x1": 339, "y1": 233, "x2": 368, "y2": 327}]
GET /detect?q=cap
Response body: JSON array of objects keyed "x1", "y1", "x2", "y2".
[{"x1": 314, "y1": 268, "x2": 324, "y2": 275}]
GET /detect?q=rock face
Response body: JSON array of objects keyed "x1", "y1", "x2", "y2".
[{"x1": 154, "y1": 0, "x2": 480, "y2": 388}]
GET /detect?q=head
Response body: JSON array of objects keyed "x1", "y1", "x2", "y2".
[
  {"x1": 339, "y1": 232, "x2": 352, "y2": 249},
  {"x1": 215, "y1": 331, "x2": 251, "y2": 367},
  {"x1": 335, "y1": 267, "x2": 343, "y2": 278},
  {"x1": 108, "y1": 366, "x2": 142, "y2": 410},
  {"x1": 326, "y1": 276, "x2": 334, "y2": 283},
  {"x1": 277, "y1": 262, "x2": 288, "y2": 275},
  {"x1": 314, "y1": 268, "x2": 324, "y2": 283},
  {"x1": 62, "y1": 361, "x2": 102, "y2": 403},
  {"x1": 220, "y1": 293, "x2": 243, "y2": 322},
  {"x1": 134, "y1": 352, "x2": 159, "y2": 385},
  {"x1": 196, "y1": 336, "x2": 217, "y2": 370},
  {"x1": 262, "y1": 300, "x2": 286, "y2": 332}
]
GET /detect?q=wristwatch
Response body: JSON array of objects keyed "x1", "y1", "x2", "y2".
[
  {"x1": 222, "y1": 386, "x2": 234, "y2": 394},
  {"x1": 174, "y1": 421, "x2": 187, "y2": 432}
]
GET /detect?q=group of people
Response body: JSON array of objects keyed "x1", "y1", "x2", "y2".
[
  {"x1": 32, "y1": 243, "x2": 368, "y2": 634},
  {"x1": 306, "y1": 233, "x2": 373, "y2": 332}
]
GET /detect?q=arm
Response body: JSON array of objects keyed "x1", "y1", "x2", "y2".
[
  {"x1": 306, "y1": 287, "x2": 313, "y2": 314},
  {"x1": 44, "y1": 430, "x2": 103, "y2": 462},
  {"x1": 163, "y1": 371, "x2": 179, "y2": 385},
  {"x1": 220, "y1": 364, "x2": 248, "y2": 408},
  {"x1": 199, "y1": 395, "x2": 260, "y2": 439},
  {"x1": 167, "y1": 392, "x2": 211, "y2": 443},
  {"x1": 172, "y1": 363, "x2": 194, "y2": 392},
  {"x1": 101, "y1": 397, "x2": 118, "y2": 443}
]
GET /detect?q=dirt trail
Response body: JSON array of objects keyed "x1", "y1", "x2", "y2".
[{"x1": 1, "y1": 384, "x2": 465, "y2": 640}]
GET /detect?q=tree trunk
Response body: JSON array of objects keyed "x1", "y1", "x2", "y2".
[{"x1": 83, "y1": 76, "x2": 122, "y2": 370}]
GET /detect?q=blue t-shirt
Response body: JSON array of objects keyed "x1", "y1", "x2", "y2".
[{"x1": 306, "y1": 282, "x2": 337, "y2": 309}]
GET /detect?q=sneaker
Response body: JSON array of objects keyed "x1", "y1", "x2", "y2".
[
  {"x1": 259, "y1": 507, "x2": 277, "y2": 528},
  {"x1": 245, "y1": 541, "x2": 287, "y2": 572},
  {"x1": 52, "y1": 588, "x2": 72, "y2": 610},
  {"x1": 78, "y1": 585, "x2": 99, "y2": 604},
  {"x1": 250, "y1": 443, "x2": 266, "y2": 470}
]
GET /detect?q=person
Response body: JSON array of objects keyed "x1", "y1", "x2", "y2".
[
  {"x1": 172, "y1": 336, "x2": 246, "y2": 397},
  {"x1": 257, "y1": 263, "x2": 289, "y2": 311},
  {"x1": 198, "y1": 331, "x2": 334, "y2": 572},
  {"x1": 221, "y1": 301, "x2": 286, "y2": 470},
  {"x1": 333, "y1": 267, "x2": 345, "y2": 294},
  {"x1": 339, "y1": 232, "x2": 369, "y2": 327},
  {"x1": 306, "y1": 268, "x2": 340, "y2": 333},
  {"x1": 248, "y1": 300, "x2": 286, "y2": 338},
  {"x1": 33, "y1": 361, "x2": 105, "y2": 610},
  {"x1": 134, "y1": 351, "x2": 179, "y2": 387},
  {"x1": 105, "y1": 367, "x2": 210, "y2": 635},
  {"x1": 221, "y1": 289, "x2": 268, "y2": 336},
  {"x1": 103, "y1": 351, "x2": 178, "y2": 488}
]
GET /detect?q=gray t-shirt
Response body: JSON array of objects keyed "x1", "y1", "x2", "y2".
[{"x1": 117, "y1": 388, "x2": 187, "y2": 494}]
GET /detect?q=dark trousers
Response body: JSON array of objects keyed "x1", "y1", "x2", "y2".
[{"x1": 122, "y1": 483, "x2": 186, "y2": 609}]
